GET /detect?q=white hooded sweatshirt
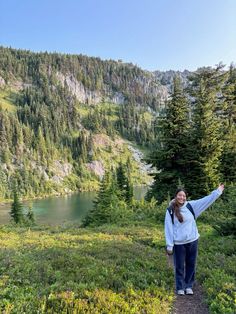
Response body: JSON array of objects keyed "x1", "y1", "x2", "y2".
[{"x1": 164, "y1": 188, "x2": 222, "y2": 251}]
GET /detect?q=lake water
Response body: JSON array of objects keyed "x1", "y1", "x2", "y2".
[{"x1": 0, "y1": 186, "x2": 148, "y2": 225}]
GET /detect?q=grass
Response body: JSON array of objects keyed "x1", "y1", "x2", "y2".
[
  {"x1": 76, "y1": 103, "x2": 90, "y2": 117},
  {"x1": 0, "y1": 89, "x2": 17, "y2": 112},
  {"x1": 76, "y1": 102, "x2": 120, "y2": 122}
]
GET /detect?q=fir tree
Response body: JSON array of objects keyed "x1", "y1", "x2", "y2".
[
  {"x1": 188, "y1": 66, "x2": 226, "y2": 196},
  {"x1": 83, "y1": 164, "x2": 134, "y2": 226},
  {"x1": 116, "y1": 161, "x2": 127, "y2": 198},
  {"x1": 221, "y1": 65, "x2": 236, "y2": 183},
  {"x1": 10, "y1": 188, "x2": 24, "y2": 224},
  {"x1": 124, "y1": 174, "x2": 134, "y2": 205},
  {"x1": 116, "y1": 161, "x2": 134, "y2": 203},
  {"x1": 146, "y1": 76, "x2": 191, "y2": 202},
  {"x1": 125, "y1": 157, "x2": 134, "y2": 204},
  {"x1": 26, "y1": 203, "x2": 35, "y2": 224},
  {"x1": 211, "y1": 185, "x2": 236, "y2": 236},
  {"x1": 82, "y1": 171, "x2": 117, "y2": 226}
]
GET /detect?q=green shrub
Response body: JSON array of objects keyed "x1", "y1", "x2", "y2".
[
  {"x1": 42, "y1": 288, "x2": 173, "y2": 313},
  {"x1": 197, "y1": 225, "x2": 236, "y2": 314},
  {"x1": 203, "y1": 269, "x2": 236, "y2": 314},
  {"x1": 202, "y1": 185, "x2": 236, "y2": 236},
  {"x1": 132, "y1": 198, "x2": 167, "y2": 223},
  {"x1": 0, "y1": 224, "x2": 174, "y2": 313}
]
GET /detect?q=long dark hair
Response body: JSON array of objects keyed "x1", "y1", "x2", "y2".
[{"x1": 173, "y1": 188, "x2": 187, "y2": 223}]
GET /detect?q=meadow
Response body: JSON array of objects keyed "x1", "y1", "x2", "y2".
[{"x1": 0, "y1": 217, "x2": 235, "y2": 313}]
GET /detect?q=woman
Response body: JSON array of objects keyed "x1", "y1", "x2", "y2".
[{"x1": 164, "y1": 184, "x2": 224, "y2": 295}]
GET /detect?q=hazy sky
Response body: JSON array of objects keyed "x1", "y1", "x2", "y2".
[{"x1": 0, "y1": 0, "x2": 236, "y2": 71}]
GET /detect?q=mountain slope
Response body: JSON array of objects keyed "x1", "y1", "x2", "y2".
[{"x1": 1, "y1": 47, "x2": 170, "y2": 199}]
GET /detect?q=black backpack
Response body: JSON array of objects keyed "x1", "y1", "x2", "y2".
[{"x1": 167, "y1": 203, "x2": 195, "y2": 224}]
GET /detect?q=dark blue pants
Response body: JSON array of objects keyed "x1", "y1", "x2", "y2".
[{"x1": 173, "y1": 239, "x2": 198, "y2": 290}]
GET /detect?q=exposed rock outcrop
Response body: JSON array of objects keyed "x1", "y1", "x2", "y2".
[
  {"x1": 56, "y1": 72, "x2": 103, "y2": 105},
  {"x1": 55, "y1": 71, "x2": 169, "y2": 106},
  {"x1": 86, "y1": 160, "x2": 105, "y2": 178}
]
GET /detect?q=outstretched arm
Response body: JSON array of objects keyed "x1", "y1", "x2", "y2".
[{"x1": 189, "y1": 184, "x2": 224, "y2": 218}]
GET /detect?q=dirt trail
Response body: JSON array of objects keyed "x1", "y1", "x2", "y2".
[
  {"x1": 167, "y1": 255, "x2": 209, "y2": 314},
  {"x1": 172, "y1": 282, "x2": 209, "y2": 314}
]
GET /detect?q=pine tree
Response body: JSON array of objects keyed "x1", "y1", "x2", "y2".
[
  {"x1": 221, "y1": 65, "x2": 236, "y2": 183},
  {"x1": 26, "y1": 203, "x2": 35, "y2": 224},
  {"x1": 82, "y1": 171, "x2": 117, "y2": 226},
  {"x1": 116, "y1": 161, "x2": 127, "y2": 198},
  {"x1": 0, "y1": 169, "x2": 8, "y2": 199},
  {"x1": 125, "y1": 174, "x2": 134, "y2": 205},
  {"x1": 125, "y1": 158, "x2": 134, "y2": 204},
  {"x1": 220, "y1": 124, "x2": 236, "y2": 183},
  {"x1": 116, "y1": 161, "x2": 134, "y2": 203},
  {"x1": 188, "y1": 66, "x2": 226, "y2": 196},
  {"x1": 211, "y1": 185, "x2": 236, "y2": 236},
  {"x1": 222, "y1": 64, "x2": 236, "y2": 125},
  {"x1": 37, "y1": 126, "x2": 47, "y2": 162},
  {"x1": 146, "y1": 76, "x2": 191, "y2": 202},
  {"x1": 10, "y1": 188, "x2": 24, "y2": 224},
  {"x1": 83, "y1": 163, "x2": 134, "y2": 226}
]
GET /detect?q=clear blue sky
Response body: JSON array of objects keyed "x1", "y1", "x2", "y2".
[{"x1": 0, "y1": 0, "x2": 236, "y2": 71}]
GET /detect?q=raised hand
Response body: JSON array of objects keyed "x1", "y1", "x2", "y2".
[{"x1": 218, "y1": 184, "x2": 225, "y2": 192}]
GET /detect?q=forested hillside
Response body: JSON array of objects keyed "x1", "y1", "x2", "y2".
[
  {"x1": 0, "y1": 47, "x2": 236, "y2": 202},
  {"x1": 0, "y1": 46, "x2": 166, "y2": 200}
]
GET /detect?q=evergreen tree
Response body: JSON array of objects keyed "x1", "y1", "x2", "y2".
[
  {"x1": 125, "y1": 174, "x2": 134, "y2": 205},
  {"x1": 210, "y1": 185, "x2": 236, "y2": 236},
  {"x1": 0, "y1": 169, "x2": 8, "y2": 199},
  {"x1": 10, "y1": 188, "x2": 24, "y2": 224},
  {"x1": 222, "y1": 64, "x2": 236, "y2": 125},
  {"x1": 221, "y1": 65, "x2": 236, "y2": 183},
  {"x1": 116, "y1": 161, "x2": 134, "y2": 203},
  {"x1": 116, "y1": 161, "x2": 127, "y2": 197},
  {"x1": 125, "y1": 157, "x2": 134, "y2": 204},
  {"x1": 82, "y1": 171, "x2": 117, "y2": 226},
  {"x1": 26, "y1": 203, "x2": 35, "y2": 224},
  {"x1": 187, "y1": 66, "x2": 226, "y2": 196},
  {"x1": 83, "y1": 164, "x2": 134, "y2": 226},
  {"x1": 37, "y1": 126, "x2": 47, "y2": 161},
  {"x1": 220, "y1": 124, "x2": 236, "y2": 183},
  {"x1": 146, "y1": 76, "x2": 191, "y2": 202}
]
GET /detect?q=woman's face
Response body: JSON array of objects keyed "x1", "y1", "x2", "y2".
[{"x1": 175, "y1": 191, "x2": 186, "y2": 205}]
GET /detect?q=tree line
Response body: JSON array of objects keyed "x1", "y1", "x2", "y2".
[{"x1": 147, "y1": 64, "x2": 236, "y2": 201}]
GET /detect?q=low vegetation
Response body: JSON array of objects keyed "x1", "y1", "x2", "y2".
[
  {"x1": 0, "y1": 222, "x2": 174, "y2": 313},
  {"x1": 0, "y1": 89, "x2": 17, "y2": 112},
  {"x1": 0, "y1": 186, "x2": 235, "y2": 313}
]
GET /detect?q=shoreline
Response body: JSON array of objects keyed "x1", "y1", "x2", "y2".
[{"x1": 0, "y1": 184, "x2": 149, "y2": 207}]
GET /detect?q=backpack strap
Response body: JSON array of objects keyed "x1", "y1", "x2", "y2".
[
  {"x1": 167, "y1": 207, "x2": 174, "y2": 224},
  {"x1": 186, "y1": 202, "x2": 195, "y2": 220},
  {"x1": 167, "y1": 202, "x2": 195, "y2": 224}
]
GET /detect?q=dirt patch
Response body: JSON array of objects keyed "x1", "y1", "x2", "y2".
[
  {"x1": 172, "y1": 282, "x2": 209, "y2": 314},
  {"x1": 92, "y1": 134, "x2": 111, "y2": 147}
]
